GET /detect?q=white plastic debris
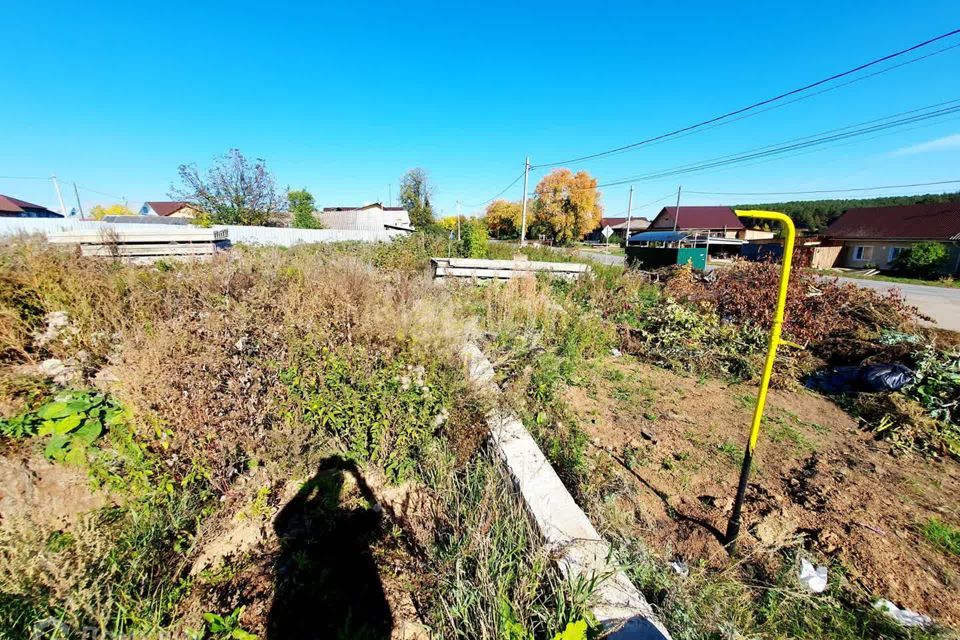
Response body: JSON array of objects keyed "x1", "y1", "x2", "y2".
[
  {"x1": 798, "y1": 558, "x2": 828, "y2": 593},
  {"x1": 669, "y1": 561, "x2": 689, "y2": 577},
  {"x1": 610, "y1": 347, "x2": 622, "y2": 357},
  {"x1": 874, "y1": 599, "x2": 932, "y2": 628}
]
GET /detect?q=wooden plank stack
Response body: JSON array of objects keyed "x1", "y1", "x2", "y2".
[
  {"x1": 48, "y1": 227, "x2": 229, "y2": 263},
  {"x1": 431, "y1": 257, "x2": 589, "y2": 280}
]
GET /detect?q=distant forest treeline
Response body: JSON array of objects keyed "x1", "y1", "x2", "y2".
[{"x1": 734, "y1": 191, "x2": 960, "y2": 232}]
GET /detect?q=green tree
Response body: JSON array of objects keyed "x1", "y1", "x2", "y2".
[
  {"x1": 399, "y1": 168, "x2": 435, "y2": 229},
  {"x1": 288, "y1": 189, "x2": 322, "y2": 229},
  {"x1": 459, "y1": 219, "x2": 488, "y2": 258},
  {"x1": 170, "y1": 149, "x2": 286, "y2": 226},
  {"x1": 893, "y1": 241, "x2": 950, "y2": 277},
  {"x1": 532, "y1": 169, "x2": 603, "y2": 245}
]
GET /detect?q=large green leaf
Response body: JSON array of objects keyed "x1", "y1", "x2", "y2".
[
  {"x1": 72, "y1": 420, "x2": 102, "y2": 445},
  {"x1": 44, "y1": 433, "x2": 70, "y2": 460},
  {"x1": 37, "y1": 402, "x2": 72, "y2": 420},
  {"x1": 52, "y1": 413, "x2": 83, "y2": 435}
]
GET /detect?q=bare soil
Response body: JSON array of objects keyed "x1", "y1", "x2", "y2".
[
  {"x1": 182, "y1": 456, "x2": 430, "y2": 639},
  {"x1": 567, "y1": 355, "x2": 960, "y2": 625}
]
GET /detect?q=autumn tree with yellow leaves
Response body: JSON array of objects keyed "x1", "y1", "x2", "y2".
[
  {"x1": 89, "y1": 203, "x2": 135, "y2": 220},
  {"x1": 531, "y1": 169, "x2": 602, "y2": 245},
  {"x1": 483, "y1": 199, "x2": 523, "y2": 239}
]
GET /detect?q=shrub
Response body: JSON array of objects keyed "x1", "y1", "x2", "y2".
[
  {"x1": 893, "y1": 241, "x2": 949, "y2": 278},
  {"x1": 459, "y1": 219, "x2": 489, "y2": 258},
  {"x1": 664, "y1": 261, "x2": 921, "y2": 348}
]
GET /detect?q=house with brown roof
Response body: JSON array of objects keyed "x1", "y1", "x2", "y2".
[
  {"x1": 585, "y1": 216, "x2": 650, "y2": 242},
  {"x1": 139, "y1": 201, "x2": 201, "y2": 218},
  {"x1": 0, "y1": 194, "x2": 63, "y2": 218},
  {"x1": 823, "y1": 202, "x2": 960, "y2": 273},
  {"x1": 649, "y1": 206, "x2": 745, "y2": 237}
]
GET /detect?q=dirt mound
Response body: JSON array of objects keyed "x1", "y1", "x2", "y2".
[{"x1": 569, "y1": 356, "x2": 960, "y2": 625}]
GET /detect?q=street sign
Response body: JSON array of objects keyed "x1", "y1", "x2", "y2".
[{"x1": 601, "y1": 225, "x2": 614, "y2": 240}]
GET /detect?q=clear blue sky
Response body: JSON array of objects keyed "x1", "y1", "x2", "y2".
[{"x1": 2, "y1": 1, "x2": 959, "y2": 220}]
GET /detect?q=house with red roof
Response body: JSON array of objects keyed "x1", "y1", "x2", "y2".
[
  {"x1": 823, "y1": 202, "x2": 960, "y2": 273},
  {"x1": 0, "y1": 194, "x2": 63, "y2": 218},
  {"x1": 139, "y1": 201, "x2": 201, "y2": 218},
  {"x1": 647, "y1": 205, "x2": 774, "y2": 241}
]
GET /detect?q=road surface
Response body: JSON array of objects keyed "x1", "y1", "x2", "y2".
[
  {"x1": 832, "y1": 276, "x2": 960, "y2": 332},
  {"x1": 572, "y1": 250, "x2": 960, "y2": 331}
]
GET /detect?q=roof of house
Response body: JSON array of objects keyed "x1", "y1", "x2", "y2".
[
  {"x1": 610, "y1": 217, "x2": 650, "y2": 230},
  {"x1": 824, "y1": 202, "x2": 960, "y2": 240},
  {"x1": 649, "y1": 206, "x2": 744, "y2": 230},
  {"x1": 322, "y1": 203, "x2": 407, "y2": 213},
  {"x1": 146, "y1": 201, "x2": 190, "y2": 216},
  {"x1": 0, "y1": 194, "x2": 61, "y2": 216}
]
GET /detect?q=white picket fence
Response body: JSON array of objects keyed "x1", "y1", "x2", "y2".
[{"x1": 0, "y1": 218, "x2": 404, "y2": 246}]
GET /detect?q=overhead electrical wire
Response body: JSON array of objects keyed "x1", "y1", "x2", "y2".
[
  {"x1": 685, "y1": 179, "x2": 960, "y2": 196},
  {"x1": 584, "y1": 98, "x2": 960, "y2": 189},
  {"x1": 532, "y1": 27, "x2": 960, "y2": 168},
  {"x1": 460, "y1": 170, "x2": 527, "y2": 208}
]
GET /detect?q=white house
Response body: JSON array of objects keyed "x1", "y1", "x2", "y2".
[{"x1": 318, "y1": 203, "x2": 412, "y2": 231}]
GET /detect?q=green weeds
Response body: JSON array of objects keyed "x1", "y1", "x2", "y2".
[{"x1": 921, "y1": 518, "x2": 960, "y2": 556}]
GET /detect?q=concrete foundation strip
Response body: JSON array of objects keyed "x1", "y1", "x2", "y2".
[{"x1": 463, "y1": 343, "x2": 671, "y2": 640}]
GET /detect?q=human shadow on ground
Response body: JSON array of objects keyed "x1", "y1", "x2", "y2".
[{"x1": 267, "y1": 456, "x2": 392, "y2": 640}]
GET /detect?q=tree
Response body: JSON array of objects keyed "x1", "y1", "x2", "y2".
[
  {"x1": 89, "y1": 203, "x2": 134, "y2": 220},
  {"x1": 288, "y1": 189, "x2": 322, "y2": 229},
  {"x1": 398, "y1": 168, "x2": 435, "y2": 229},
  {"x1": 532, "y1": 169, "x2": 603, "y2": 245},
  {"x1": 484, "y1": 199, "x2": 523, "y2": 239},
  {"x1": 893, "y1": 241, "x2": 949, "y2": 278},
  {"x1": 459, "y1": 219, "x2": 488, "y2": 258},
  {"x1": 170, "y1": 149, "x2": 286, "y2": 226}
]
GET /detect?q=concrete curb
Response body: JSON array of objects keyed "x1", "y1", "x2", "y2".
[{"x1": 463, "y1": 343, "x2": 671, "y2": 640}]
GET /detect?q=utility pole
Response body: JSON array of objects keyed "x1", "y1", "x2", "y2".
[
  {"x1": 623, "y1": 185, "x2": 634, "y2": 248},
  {"x1": 519, "y1": 156, "x2": 530, "y2": 247},
  {"x1": 72, "y1": 182, "x2": 84, "y2": 218},
  {"x1": 51, "y1": 175, "x2": 67, "y2": 216},
  {"x1": 672, "y1": 185, "x2": 682, "y2": 233},
  {"x1": 456, "y1": 200, "x2": 462, "y2": 241},
  {"x1": 389, "y1": 184, "x2": 392, "y2": 207}
]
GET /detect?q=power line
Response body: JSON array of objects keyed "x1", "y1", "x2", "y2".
[
  {"x1": 461, "y1": 170, "x2": 526, "y2": 208},
  {"x1": 533, "y1": 27, "x2": 960, "y2": 168},
  {"x1": 588, "y1": 99, "x2": 960, "y2": 188},
  {"x1": 685, "y1": 179, "x2": 960, "y2": 197},
  {"x1": 0, "y1": 175, "x2": 51, "y2": 181}
]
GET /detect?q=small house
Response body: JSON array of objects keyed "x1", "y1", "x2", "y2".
[
  {"x1": 319, "y1": 203, "x2": 412, "y2": 232},
  {"x1": 139, "y1": 201, "x2": 201, "y2": 218},
  {"x1": 823, "y1": 203, "x2": 960, "y2": 273},
  {"x1": 0, "y1": 194, "x2": 63, "y2": 218}
]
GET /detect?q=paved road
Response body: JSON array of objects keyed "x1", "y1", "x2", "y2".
[
  {"x1": 831, "y1": 276, "x2": 960, "y2": 332},
  {"x1": 572, "y1": 250, "x2": 960, "y2": 331}
]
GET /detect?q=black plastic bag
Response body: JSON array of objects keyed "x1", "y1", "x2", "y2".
[{"x1": 806, "y1": 363, "x2": 914, "y2": 394}]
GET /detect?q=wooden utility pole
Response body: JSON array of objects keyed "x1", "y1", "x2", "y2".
[
  {"x1": 519, "y1": 156, "x2": 530, "y2": 247},
  {"x1": 672, "y1": 185, "x2": 682, "y2": 232},
  {"x1": 624, "y1": 185, "x2": 634, "y2": 247},
  {"x1": 456, "y1": 200, "x2": 462, "y2": 241},
  {"x1": 72, "y1": 182, "x2": 84, "y2": 218}
]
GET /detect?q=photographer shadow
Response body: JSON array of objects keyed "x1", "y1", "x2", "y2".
[{"x1": 267, "y1": 456, "x2": 391, "y2": 639}]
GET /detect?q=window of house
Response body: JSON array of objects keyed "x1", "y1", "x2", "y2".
[
  {"x1": 853, "y1": 246, "x2": 872, "y2": 261},
  {"x1": 888, "y1": 246, "x2": 904, "y2": 263}
]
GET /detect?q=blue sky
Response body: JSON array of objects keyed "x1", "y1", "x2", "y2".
[{"x1": 2, "y1": 1, "x2": 959, "y2": 220}]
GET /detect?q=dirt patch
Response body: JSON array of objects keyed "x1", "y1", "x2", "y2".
[
  {"x1": 569, "y1": 355, "x2": 960, "y2": 625},
  {"x1": 0, "y1": 453, "x2": 109, "y2": 528},
  {"x1": 181, "y1": 456, "x2": 430, "y2": 639}
]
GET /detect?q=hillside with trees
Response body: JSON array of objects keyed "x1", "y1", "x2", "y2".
[{"x1": 735, "y1": 190, "x2": 960, "y2": 232}]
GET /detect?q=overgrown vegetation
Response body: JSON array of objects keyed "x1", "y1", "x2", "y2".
[{"x1": 0, "y1": 238, "x2": 588, "y2": 639}]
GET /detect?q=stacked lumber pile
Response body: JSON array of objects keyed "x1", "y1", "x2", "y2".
[
  {"x1": 431, "y1": 257, "x2": 589, "y2": 280},
  {"x1": 48, "y1": 227, "x2": 229, "y2": 262}
]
